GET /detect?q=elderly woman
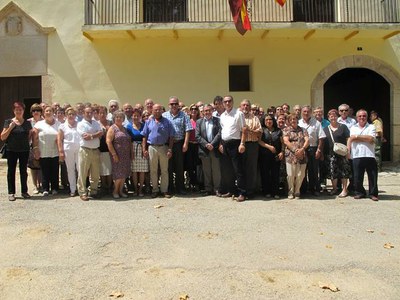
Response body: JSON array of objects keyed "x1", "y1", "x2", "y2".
[
  {"x1": 283, "y1": 114, "x2": 309, "y2": 199},
  {"x1": 323, "y1": 109, "x2": 351, "y2": 197},
  {"x1": 258, "y1": 115, "x2": 284, "y2": 199},
  {"x1": 106, "y1": 110, "x2": 133, "y2": 199},
  {"x1": 33, "y1": 105, "x2": 61, "y2": 196},
  {"x1": 98, "y1": 106, "x2": 113, "y2": 195},
  {"x1": 126, "y1": 108, "x2": 149, "y2": 196},
  {"x1": 1, "y1": 102, "x2": 33, "y2": 201},
  {"x1": 58, "y1": 107, "x2": 81, "y2": 197},
  {"x1": 27, "y1": 103, "x2": 43, "y2": 194}
]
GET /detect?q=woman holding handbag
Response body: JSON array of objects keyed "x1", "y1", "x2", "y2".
[
  {"x1": 1, "y1": 102, "x2": 33, "y2": 201},
  {"x1": 323, "y1": 109, "x2": 351, "y2": 197}
]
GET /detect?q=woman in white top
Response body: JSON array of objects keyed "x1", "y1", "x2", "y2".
[
  {"x1": 33, "y1": 106, "x2": 61, "y2": 196},
  {"x1": 58, "y1": 107, "x2": 81, "y2": 197}
]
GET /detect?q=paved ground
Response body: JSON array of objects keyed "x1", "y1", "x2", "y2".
[{"x1": 0, "y1": 160, "x2": 399, "y2": 300}]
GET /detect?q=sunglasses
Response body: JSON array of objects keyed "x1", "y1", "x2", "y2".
[
  {"x1": 32, "y1": 110, "x2": 42, "y2": 113},
  {"x1": 340, "y1": 109, "x2": 348, "y2": 112},
  {"x1": 223, "y1": 100, "x2": 232, "y2": 104},
  {"x1": 170, "y1": 103, "x2": 179, "y2": 106}
]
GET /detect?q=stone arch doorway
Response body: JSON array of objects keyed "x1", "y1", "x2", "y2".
[
  {"x1": 311, "y1": 55, "x2": 400, "y2": 161},
  {"x1": 324, "y1": 68, "x2": 391, "y2": 161}
]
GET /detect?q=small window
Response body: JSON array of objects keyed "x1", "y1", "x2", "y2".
[{"x1": 229, "y1": 65, "x2": 250, "y2": 92}]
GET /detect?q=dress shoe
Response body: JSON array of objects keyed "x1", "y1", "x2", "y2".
[
  {"x1": 22, "y1": 193, "x2": 31, "y2": 199},
  {"x1": 8, "y1": 194, "x2": 16, "y2": 201},
  {"x1": 354, "y1": 195, "x2": 364, "y2": 199},
  {"x1": 221, "y1": 192, "x2": 232, "y2": 198},
  {"x1": 202, "y1": 191, "x2": 214, "y2": 196},
  {"x1": 236, "y1": 194, "x2": 245, "y2": 202},
  {"x1": 215, "y1": 191, "x2": 223, "y2": 197},
  {"x1": 151, "y1": 192, "x2": 159, "y2": 198},
  {"x1": 80, "y1": 195, "x2": 89, "y2": 201},
  {"x1": 370, "y1": 195, "x2": 379, "y2": 201},
  {"x1": 162, "y1": 192, "x2": 172, "y2": 199}
]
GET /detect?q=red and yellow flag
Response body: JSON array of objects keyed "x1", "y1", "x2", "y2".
[
  {"x1": 275, "y1": 0, "x2": 287, "y2": 7},
  {"x1": 228, "y1": 0, "x2": 252, "y2": 35}
]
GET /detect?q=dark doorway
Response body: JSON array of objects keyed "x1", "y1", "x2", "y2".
[
  {"x1": 0, "y1": 76, "x2": 41, "y2": 146},
  {"x1": 324, "y1": 68, "x2": 391, "y2": 161},
  {"x1": 293, "y1": 0, "x2": 335, "y2": 22}
]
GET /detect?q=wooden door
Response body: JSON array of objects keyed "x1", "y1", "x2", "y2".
[{"x1": 0, "y1": 76, "x2": 41, "y2": 146}]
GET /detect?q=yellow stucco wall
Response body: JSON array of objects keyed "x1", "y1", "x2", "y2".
[{"x1": 1, "y1": 0, "x2": 399, "y2": 108}]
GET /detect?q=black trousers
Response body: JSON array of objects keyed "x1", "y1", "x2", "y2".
[
  {"x1": 259, "y1": 151, "x2": 281, "y2": 196},
  {"x1": 220, "y1": 139, "x2": 246, "y2": 196},
  {"x1": 301, "y1": 146, "x2": 320, "y2": 193},
  {"x1": 243, "y1": 141, "x2": 259, "y2": 195},
  {"x1": 7, "y1": 151, "x2": 29, "y2": 194},
  {"x1": 184, "y1": 143, "x2": 200, "y2": 186},
  {"x1": 352, "y1": 157, "x2": 378, "y2": 197},
  {"x1": 40, "y1": 157, "x2": 59, "y2": 193},
  {"x1": 168, "y1": 140, "x2": 185, "y2": 193}
]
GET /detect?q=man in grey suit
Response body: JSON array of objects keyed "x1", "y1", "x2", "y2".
[{"x1": 196, "y1": 104, "x2": 222, "y2": 196}]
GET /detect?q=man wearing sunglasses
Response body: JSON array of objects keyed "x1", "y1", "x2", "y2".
[
  {"x1": 162, "y1": 96, "x2": 193, "y2": 195},
  {"x1": 338, "y1": 104, "x2": 356, "y2": 129}
]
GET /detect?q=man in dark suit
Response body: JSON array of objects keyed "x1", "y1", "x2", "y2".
[{"x1": 195, "y1": 104, "x2": 222, "y2": 196}]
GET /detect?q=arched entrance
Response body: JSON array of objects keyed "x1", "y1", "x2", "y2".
[
  {"x1": 311, "y1": 55, "x2": 400, "y2": 161},
  {"x1": 324, "y1": 68, "x2": 391, "y2": 161}
]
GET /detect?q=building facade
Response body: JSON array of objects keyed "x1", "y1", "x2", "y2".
[{"x1": 0, "y1": 0, "x2": 400, "y2": 160}]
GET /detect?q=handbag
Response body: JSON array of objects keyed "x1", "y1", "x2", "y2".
[
  {"x1": 0, "y1": 143, "x2": 7, "y2": 159},
  {"x1": 328, "y1": 126, "x2": 347, "y2": 156}
]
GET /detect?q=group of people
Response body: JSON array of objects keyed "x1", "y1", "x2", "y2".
[{"x1": 1, "y1": 96, "x2": 383, "y2": 202}]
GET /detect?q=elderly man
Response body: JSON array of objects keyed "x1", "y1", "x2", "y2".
[
  {"x1": 196, "y1": 104, "x2": 222, "y2": 196},
  {"x1": 142, "y1": 104, "x2": 175, "y2": 198},
  {"x1": 162, "y1": 96, "x2": 193, "y2": 195},
  {"x1": 293, "y1": 105, "x2": 302, "y2": 119},
  {"x1": 299, "y1": 105, "x2": 326, "y2": 196},
  {"x1": 76, "y1": 106, "x2": 103, "y2": 201},
  {"x1": 144, "y1": 98, "x2": 154, "y2": 115},
  {"x1": 240, "y1": 99, "x2": 262, "y2": 198},
  {"x1": 348, "y1": 109, "x2": 378, "y2": 201},
  {"x1": 122, "y1": 103, "x2": 134, "y2": 126},
  {"x1": 218, "y1": 95, "x2": 247, "y2": 202},
  {"x1": 338, "y1": 103, "x2": 357, "y2": 192},
  {"x1": 107, "y1": 99, "x2": 119, "y2": 121},
  {"x1": 338, "y1": 104, "x2": 356, "y2": 129}
]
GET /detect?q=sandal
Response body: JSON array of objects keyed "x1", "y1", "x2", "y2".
[{"x1": 338, "y1": 192, "x2": 348, "y2": 198}]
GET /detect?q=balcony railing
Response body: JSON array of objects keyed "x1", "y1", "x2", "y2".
[{"x1": 84, "y1": 0, "x2": 400, "y2": 25}]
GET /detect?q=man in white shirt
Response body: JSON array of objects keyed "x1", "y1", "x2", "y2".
[
  {"x1": 218, "y1": 95, "x2": 247, "y2": 202},
  {"x1": 298, "y1": 105, "x2": 326, "y2": 196},
  {"x1": 77, "y1": 106, "x2": 103, "y2": 201},
  {"x1": 347, "y1": 109, "x2": 378, "y2": 201}
]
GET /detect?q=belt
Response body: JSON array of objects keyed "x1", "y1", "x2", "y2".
[
  {"x1": 81, "y1": 146, "x2": 98, "y2": 150},
  {"x1": 222, "y1": 139, "x2": 240, "y2": 145},
  {"x1": 150, "y1": 144, "x2": 167, "y2": 147}
]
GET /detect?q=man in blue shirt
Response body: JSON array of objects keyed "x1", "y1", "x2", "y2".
[
  {"x1": 142, "y1": 104, "x2": 175, "y2": 198},
  {"x1": 162, "y1": 96, "x2": 193, "y2": 195}
]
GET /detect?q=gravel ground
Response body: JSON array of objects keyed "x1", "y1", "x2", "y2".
[{"x1": 0, "y1": 160, "x2": 399, "y2": 300}]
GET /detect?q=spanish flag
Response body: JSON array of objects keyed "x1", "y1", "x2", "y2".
[
  {"x1": 275, "y1": 0, "x2": 286, "y2": 7},
  {"x1": 229, "y1": 0, "x2": 252, "y2": 35}
]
